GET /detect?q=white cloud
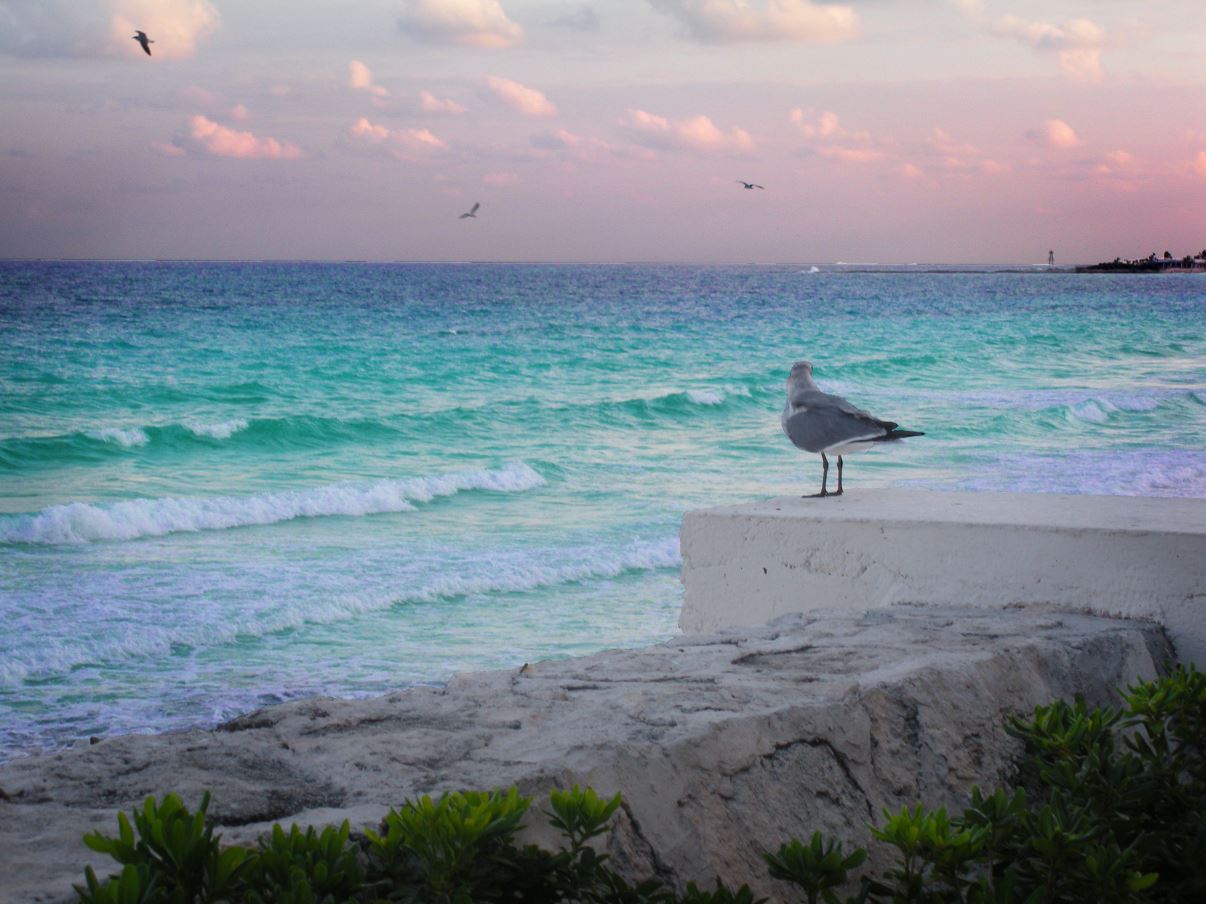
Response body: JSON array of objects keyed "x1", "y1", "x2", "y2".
[
  {"x1": 399, "y1": 0, "x2": 523, "y2": 49},
  {"x1": 487, "y1": 76, "x2": 556, "y2": 117},
  {"x1": 420, "y1": 90, "x2": 468, "y2": 114},
  {"x1": 624, "y1": 108, "x2": 754, "y2": 153},
  {"x1": 348, "y1": 60, "x2": 389, "y2": 97},
  {"x1": 0, "y1": 0, "x2": 219, "y2": 59},
  {"x1": 994, "y1": 16, "x2": 1108, "y2": 82},
  {"x1": 647, "y1": 0, "x2": 858, "y2": 45},
  {"x1": 190, "y1": 115, "x2": 301, "y2": 159}
]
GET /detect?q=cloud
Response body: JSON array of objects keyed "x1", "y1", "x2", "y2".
[
  {"x1": 349, "y1": 118, "x2": 448, "y2": 153},
  {"x1": 1194, "y1": 151, "x2": 1206, "y2": 178},
  {"x1": 420, "y1": 90, "x2": 468, "y2": 114},
  {"x1": 230, "y1": 104, "x2": 250, "y2": 121},
  {"x1": 350, "y1": 117, "x2": 391, "y2": 142},
  {"x1": 1039, "y1": 119, "x2": 1080, "y2": 149},
  {"x1": 151, "y1": 140, "x2": 186, "y2": 157},
  {"x1": 994, "y1": 16, "x2": 1108, "y2": 81},
  {"x1": 549, "y1": 5, "x2": 599, "y2": 32},
  {"x1": 791, "y1": 108, "x2": 883, "y2": 164},
  {"x1": 487, "y1": 76, "x2": 557, "y2": 117},
  {"x1": 348, "y1": 60, "x2": 389, "y2": 98},
  {"x1": 624, "y1": 108, "x2": 754, "y2": 154},
  {"x1": 190, "y1": 115, "x2": 302, "y2": 159},
  {"x1": 647, "y1": 0, "x2": 858, "y2": 45},
  {"x1": 399, "y1": 0, "x2": 523, "y2": 49},
  {"x1": 924, "y1": 127, "x2": 1009, "y2": 175},
  {"x1": 0, "y1": 0, "x2": 219, "y2": 59},
  {"x1": 483, "y1": 171, "x2": 520, "y2": 186}
]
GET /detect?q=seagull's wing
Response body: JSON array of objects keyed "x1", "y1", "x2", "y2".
[
  {"x1": 784, "y1": 400, "x2": 892, "y2": 454},
  {"x1": 469, "y1": 202, "x2": 480, "y2": 214},
  {"x1": 754, "y1": 184, "x2": 765, "y2": 189},
  {"x1": 783, "y1": 389, "x2": 897, "y2": 453}
]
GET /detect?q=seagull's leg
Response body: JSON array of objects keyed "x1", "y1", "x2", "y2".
[
  {"x1": 806, "y1": 453, "x2": 830, "y2": 497},
  {"x1": 835, "y1": 456, "x2": 844, "y2": 495}
]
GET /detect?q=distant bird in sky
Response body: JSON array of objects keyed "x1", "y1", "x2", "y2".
[
  {"x1": 781, "y1": 360, "x2": 923, "y2": 497},
  {"x1": 132, "y1": 31, "x2": 153, "y2": 56},
  {"x1": 459, "y1": 202, "x2": 480, "y2": 219},
  {"x1": 736, "y1": 181, "x2": 764, "y2": 190}
]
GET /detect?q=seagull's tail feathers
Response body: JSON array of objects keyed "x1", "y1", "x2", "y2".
[{"x1": 873, "y1": 429, "x2": 924, "y2": 442}]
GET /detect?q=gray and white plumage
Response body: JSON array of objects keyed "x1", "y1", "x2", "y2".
[
  {"x1": 782, "y1": 360, "x2": 923, "y2": 495},
  {"x1": 459, "y1": 202, "x2": 480, "y2": 219}
]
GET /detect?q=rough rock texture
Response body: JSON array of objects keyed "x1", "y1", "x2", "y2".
[{"x1": 0, "y1": 607, "x2": 1172, "y2": 903}]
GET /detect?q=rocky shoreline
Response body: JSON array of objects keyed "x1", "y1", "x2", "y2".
[{"x1": 0, "y1": 606, "x2": 1171, "y2": 903}]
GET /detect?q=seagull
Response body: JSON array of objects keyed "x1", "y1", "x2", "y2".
[
  {"x1": 458, "y1": 202, "x2": 480, "y2": 219},
  {"x1": 781, "y1": 360, "x2": 923, "y2": 497},
  {"x1": 736, "y1": 181, "x2": 764, "y2": 190},
  {"x1": 132, "y1": 31, "x2": 154, "y2": 56}
]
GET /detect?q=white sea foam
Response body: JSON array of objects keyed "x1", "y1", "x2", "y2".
[
  {"x1": 186, "y1": 418, "x2": 249, "y2": 440},
  {"x1": 686, "y1": 389, "x2": 725, "y2": 405},
  {"x1": 0, "y1": 535, "x2": 681, "y2": 685},
  {"x1": 0, "y1": 462, "x2": 545, "y2": 545},
  {"x1": 685, "y1": 386, "x2": 750, "y2": 406},
  {"x1": 87, "y1": 426, "x2": 149, "y2": 447}
]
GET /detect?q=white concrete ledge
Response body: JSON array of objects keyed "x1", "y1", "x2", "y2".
[{"x1": 680, "y1": 490, "x2": 1206, "y2": 664}]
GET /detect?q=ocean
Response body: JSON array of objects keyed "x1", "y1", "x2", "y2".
[{"x1": 1, "y1": 261, "x2": 1203, "y2": 759}]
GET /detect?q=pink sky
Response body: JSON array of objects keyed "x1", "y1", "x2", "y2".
[{"x1": 0, "y1": 0, "x2": 1203, "y2": 263}]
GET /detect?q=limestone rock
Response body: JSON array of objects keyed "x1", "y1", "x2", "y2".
[{"x1": 0, "y1": 606, "x2": 1171, "y2": 902}]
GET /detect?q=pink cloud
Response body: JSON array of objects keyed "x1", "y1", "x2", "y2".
[
  {"x1": 483, "y1": 172, "x2": 520, "y2": 186},
  {"x1": 818, "y1": 145, "x2": 882, "y2": 163},
  {"x1": 1042, "y1": 119, "x2": 1080, "y2": 149},
  {"x1": 230, "y1": 104, "x2": 250, "y2": 121},
  {"x1": 351, "y1": 117, "x2": 391, "y2": 142},
  {"x1": 420, "y1": 90, "x2": 467, "y2": 114},
  {"x1": 350, "y1": 118, "x2": 447, "y2": 153},
  {"x1": 1194, "y1": 151, "x2": 1206, "y2": 177},
  {"x1": 487, "y1": 76, "x2": 557, "y2": 118},
  {"x1": 648, "y1": 0, "x2": 858, "y2": 45},
  {"x1": 348, "y1": 60, "x2": 389, "y2": 97},
  {"x1": 624, "y1": 109, "x2": 754, "y2": 154},
  {"x1": 151, "y1": 140, "x2": 186, "y2": 157},
  {"x1": 399, "y1": 0, "x2": 523, "y2": 49},
  {"x1": 190, "y1": 115, "x2": 302, "y2": 159}
]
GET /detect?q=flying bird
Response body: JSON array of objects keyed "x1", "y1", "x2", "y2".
[
  {"x1": 781, "y1": 360, "x2": 923, "y2": 497},
  {"x1": 459, "y1": 202, "x2": 480, "y2": 219},
  {"x1": 736, "y1": 181, "x2": 764, "y2": 190},
  {"x1": 132, "y1": 31, "x2": 153, "y2": 56}
]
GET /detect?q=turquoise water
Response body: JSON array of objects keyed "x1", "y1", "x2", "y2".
[{"x1": 2, "y1": 262, "x2": 1204, "y2": 757}]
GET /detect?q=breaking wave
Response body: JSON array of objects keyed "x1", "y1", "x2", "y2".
[{"x1": 0, "y1": 462, "x2": 545, "y2": 545}]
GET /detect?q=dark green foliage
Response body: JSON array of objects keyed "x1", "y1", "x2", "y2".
[
  {"x1": 78, "y1": 784, "x2": 757, "y2": 903},
  {"x1": 768, "y1": 666, "x2": 1204, "y2": 903},
  {"x1": 79, "y1": 792, "x2": 250, "y2": 904},
  {"x1": 75, "y1": 667, "x2": 1206, "y2": 903},
  {"x1": 247, "y1": 821, "x2": 363, "y2": 904},
  {"x1": 765, "y1": 832, "x2": 866, "y2": 904}
]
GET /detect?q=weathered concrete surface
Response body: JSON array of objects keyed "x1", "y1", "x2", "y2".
[
  {"x1": 681, "y1": 491, "x2": 1206, "y2": 664},
  {"x1": 0, "y1": 607, "x2": 1172, "y2": 903}
]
